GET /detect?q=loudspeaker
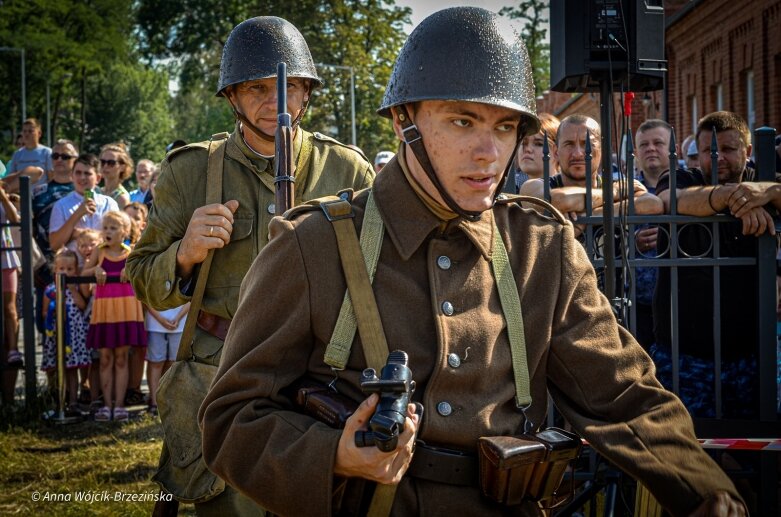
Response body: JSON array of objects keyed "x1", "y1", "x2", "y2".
[{"x1": 550, "y1": 0, "x2": 666, "y2": 92}]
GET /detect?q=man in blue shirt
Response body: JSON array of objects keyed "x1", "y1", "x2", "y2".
[{"x1": 4, "y1": 118, "x2": 52, "y2": 192}]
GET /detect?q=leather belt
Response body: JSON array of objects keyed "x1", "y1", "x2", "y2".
[
  {"x1": 196, "y1": 310, "x2": 231, "y2": 341},
  {"x1": 407, "y1": 443, "x2": 479, "y2": 487}
]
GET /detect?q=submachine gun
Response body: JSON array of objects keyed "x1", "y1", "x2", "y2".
[{"x1": 355, "y1": 350, "x2": 416, "y2": 453}]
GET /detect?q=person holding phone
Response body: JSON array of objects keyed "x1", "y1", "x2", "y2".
[{"x1": 49, "y1": 154, "x2": 118, "y2": 258}]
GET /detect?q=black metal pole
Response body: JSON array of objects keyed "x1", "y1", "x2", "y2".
[
  {"x1": 19, "y1": 176, "x2": 37, "y2": 406},
  {"x1": 600, "y1": 80, "x2": 616, "y2": 304}
]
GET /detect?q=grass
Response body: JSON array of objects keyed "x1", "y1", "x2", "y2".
[{"x1": 0, "y1": 406, "x2": 195, "y2": 516}]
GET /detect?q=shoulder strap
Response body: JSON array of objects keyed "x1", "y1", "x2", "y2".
[
  {"x1": 321, "y1": 191, "x2": 388, "y2": 371},
  {"x1": 176, "y1": 134, "x2": 227, "y2": 361},
  {"x1": 320, "y1": 191, "x2": 396, "y2": 517},
  {"x1": 490, "y1": 225, "x2": 532, "y2": 409}
]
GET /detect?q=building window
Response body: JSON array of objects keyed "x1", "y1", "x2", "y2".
[
  {"x1": 691, "y1": 95, "x2": 698, "y2": 135},
  {"x1": 745, "y1": 71, "x2": 755, "y2": 131},
  {"x1": 716, "y1": 83, "x2": 723, "y2": 111}
]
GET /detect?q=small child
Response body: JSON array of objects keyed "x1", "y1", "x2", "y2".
[
  {"x1": 75, "y1": 229, "x2": 101, "y2": 405},
  {"x1": 76, "y1": 229, "x2": 102, "y2": 267},
  {"x1": 122, "y1": 202, "x2": 148, "y2": 406},
  {"x1": 83, "y1": 211, "x2": 147, "y2": 422},
  {"x1": 41, "y1": 249, "x2": 91, "y2": 409},
  {"x1": 145, "y1": 302, "x2": 189, "y2": 414}
]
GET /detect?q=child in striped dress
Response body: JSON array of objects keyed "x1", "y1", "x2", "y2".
[{"x1": 83, "y1": 211, "x2": 146, "y2": 421}]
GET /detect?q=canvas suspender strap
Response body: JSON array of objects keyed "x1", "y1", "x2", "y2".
[
  {"x1": 490, "y1": 226, "x2": 532, "y2": 408},
  {"x1": 324, "y1": 191, "x2": 385, "y2": 370},
  {"x1": 322, "y1": 196, "x2": 532, "y2": 516},
  {"x1": 176, "y1": 133, "x2": 228, "y2": 361},
  {"x1": 320, "y1": 192, "x2": 397, "y2": 517},
  {"x1": 321, "y1": 192, "x2": 388, "y2": 371}
]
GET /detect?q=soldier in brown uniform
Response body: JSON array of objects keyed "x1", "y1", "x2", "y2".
[
  {"x1": 127, "y1": 16, "x2": 374, "y2": 516},
  {"x1": 199, "y1": 8, "x2": 744, "y2": 516}
]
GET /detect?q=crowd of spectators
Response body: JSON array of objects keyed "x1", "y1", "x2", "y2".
[
  {"x1": 0, "y1": 119, "x2": 187, "y2": 419},
  {"x1": 0, "y1": 110, "x2": 779, "y2": 420}
]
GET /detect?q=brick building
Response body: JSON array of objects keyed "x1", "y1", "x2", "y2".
[{"x1": 537, "y1": 0, "x2": 781, "y2": 149}]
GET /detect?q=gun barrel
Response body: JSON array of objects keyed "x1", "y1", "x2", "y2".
[{"x1": 275, "y1": 62, "x2": 295, "y2": 215}]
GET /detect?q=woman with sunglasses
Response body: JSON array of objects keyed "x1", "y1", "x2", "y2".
[{"x1": 99, "y1": 144, "x2": 133, "y2": 209}]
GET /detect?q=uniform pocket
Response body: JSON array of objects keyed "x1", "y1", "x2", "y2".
[{"x1": 210, "y1": 217, "x2": 254, "y2": 288}]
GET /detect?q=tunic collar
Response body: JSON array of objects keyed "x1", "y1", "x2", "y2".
[
  {"x1": 227, "y1": 122, "x2": 304, "y2": 178},
  {"x1": 372, "y1": 157, "x2": 495, "y2": 262}
]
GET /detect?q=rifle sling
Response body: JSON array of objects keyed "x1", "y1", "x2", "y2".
[{"x1": 176, "y1": 133, "x2": 228, "y2": 361}]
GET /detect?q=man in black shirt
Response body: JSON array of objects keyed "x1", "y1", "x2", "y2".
[{"x1": 654, "y1": 111, "x2": 780, "y2": 418}]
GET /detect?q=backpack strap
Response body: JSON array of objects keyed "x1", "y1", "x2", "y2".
[{"x1": 176, "y1": 132, "x2": 228, "y2": 361}]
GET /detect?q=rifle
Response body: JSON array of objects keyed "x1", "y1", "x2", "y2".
[{"x1": 274, "y1": 62, "x2": 295, "y2": 216}]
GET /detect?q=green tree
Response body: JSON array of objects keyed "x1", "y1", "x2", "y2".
[
  {"x1": 0, "y1": 0, "x2": 135, "y2": 155},
  {"x1": 136, "y1": 0, "x2": 410, "y2": 161},
  {"x1": 82, "y1": 61, "x2": 174, "y2": 162},
  {"x1": 500, "y1": 0, "x2": 550, "y2": 96}
]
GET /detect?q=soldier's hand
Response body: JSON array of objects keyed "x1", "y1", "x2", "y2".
[
  {"x1": 176, "y1": 200, "x2": 240, "y2": 279},
  {"x1": 689, "y1": 491, "x2": 746, "y2": 517},
  {"x1": 333, "y1": 393, "x2": 419, "y2": 484}
]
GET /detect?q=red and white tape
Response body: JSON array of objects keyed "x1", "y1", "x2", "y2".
[{"x1": 698, "y1": 439, "x2": 781, "y2": 451}]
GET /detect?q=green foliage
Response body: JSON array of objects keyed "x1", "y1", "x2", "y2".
[
  {"x1": 82, "y1": 61, "x2": 174, "y2": 162},
  {"x1": 136, "y1": 0, "x2": 411, "y2": 161},
  {"x1": 500, "y1": 0, "x2": 550, "y2": 96},
  {"x1": 0, "y1": 0, "x2": 136, "y2": 157}
]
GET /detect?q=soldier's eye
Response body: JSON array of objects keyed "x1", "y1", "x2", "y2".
[{"x1": 453, "y1": 119, "x2": 471, "y2": 128}]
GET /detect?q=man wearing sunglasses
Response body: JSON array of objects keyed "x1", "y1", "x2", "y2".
[{"x1": 127, "y1": 16, "x2": 374, "y2": 515}]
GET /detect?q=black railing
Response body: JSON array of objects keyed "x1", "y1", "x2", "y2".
[
  {"x1": 0, "y1": 176, "x2": 37, "y2": 406},
  {"x1": 540, "y1": 126, "x2": 779, "y2": 515}
]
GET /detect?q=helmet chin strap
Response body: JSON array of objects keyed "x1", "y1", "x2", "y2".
[
  {"x1": 225, "y1": 88, "x2": 312, "y2": 144},
  {"x1": 396, "y1": 104, "x2": 524, "y2": 221}
]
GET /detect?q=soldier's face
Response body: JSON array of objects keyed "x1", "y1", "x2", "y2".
[
  {"x1": 228, "y1": 77, "x2": 310, "y2": 136},
  {"x1": 697, "y1": 129, "x2": 750, "y2": 184},
  {"x1": 394, "y1": 100, "x2": 520, "y2": 213}
]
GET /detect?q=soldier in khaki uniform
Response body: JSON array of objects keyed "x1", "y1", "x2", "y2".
[
  {"x1": 199, "y1": 8, "x2": 745, "y2": 517},
  {"x1": 127, "y1": 16, "x2": 373, "y2": 516}
]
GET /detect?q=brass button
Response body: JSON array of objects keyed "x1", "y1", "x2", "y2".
[
  {"x1": 437, "y1": 256, "x2": 451, "y2": 270},
  {"x1": 442, "y1": 301, "x2": 454, "y2": 316},
  {"x1": 437, "y1": 401, "x2": 453, "y2": 416},
  {"x1": 447, "y1": 353, "x2": 461, "y2": 368},
  {"x1": 267, "y1": 203, "x2": 276, "y2": 214}
]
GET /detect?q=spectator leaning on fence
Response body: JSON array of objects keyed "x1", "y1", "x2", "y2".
[
  {"x1": 653, "y1": 110, "x2": 781, "y2": 419},
  {"x1": 49, "y1": 154, "x2": 119, "y2": 257},
  {"x1": 632, "y1": 119, "x2": 681, "y2": 349},
  {"x1": 520, "y1": 114, "x2": 663, "y2": 229}
]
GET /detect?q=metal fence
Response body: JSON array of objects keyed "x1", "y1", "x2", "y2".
[
  {"x1": 0, "y1": 176, "x2": 38, "y2": 406},
  {"x1": 538, "y1": 126, "x2": 779, "y2": 515}
]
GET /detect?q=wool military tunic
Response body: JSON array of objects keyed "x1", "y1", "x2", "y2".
[
  {"x1": 200, "y1": 158, "x2": 740, "y2": 516},
  {"x1": 127, "y1": 125, "x2": 374, "y2": 361}
]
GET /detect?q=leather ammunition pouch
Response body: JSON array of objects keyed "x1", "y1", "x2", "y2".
[
  {"x1": 294, "y1": 379, "x2": 358, "y2": 429},
  {"x1": 478, "y1": 428, "x2": 582, "y2": 506}
]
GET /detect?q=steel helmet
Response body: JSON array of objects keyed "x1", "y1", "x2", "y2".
[
  {"x1": 378, "y1": 7, "x2": 539, "y2": 136},
  {"x1": 217, "y1": 16, "x2": 322, "y2": 96}
]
